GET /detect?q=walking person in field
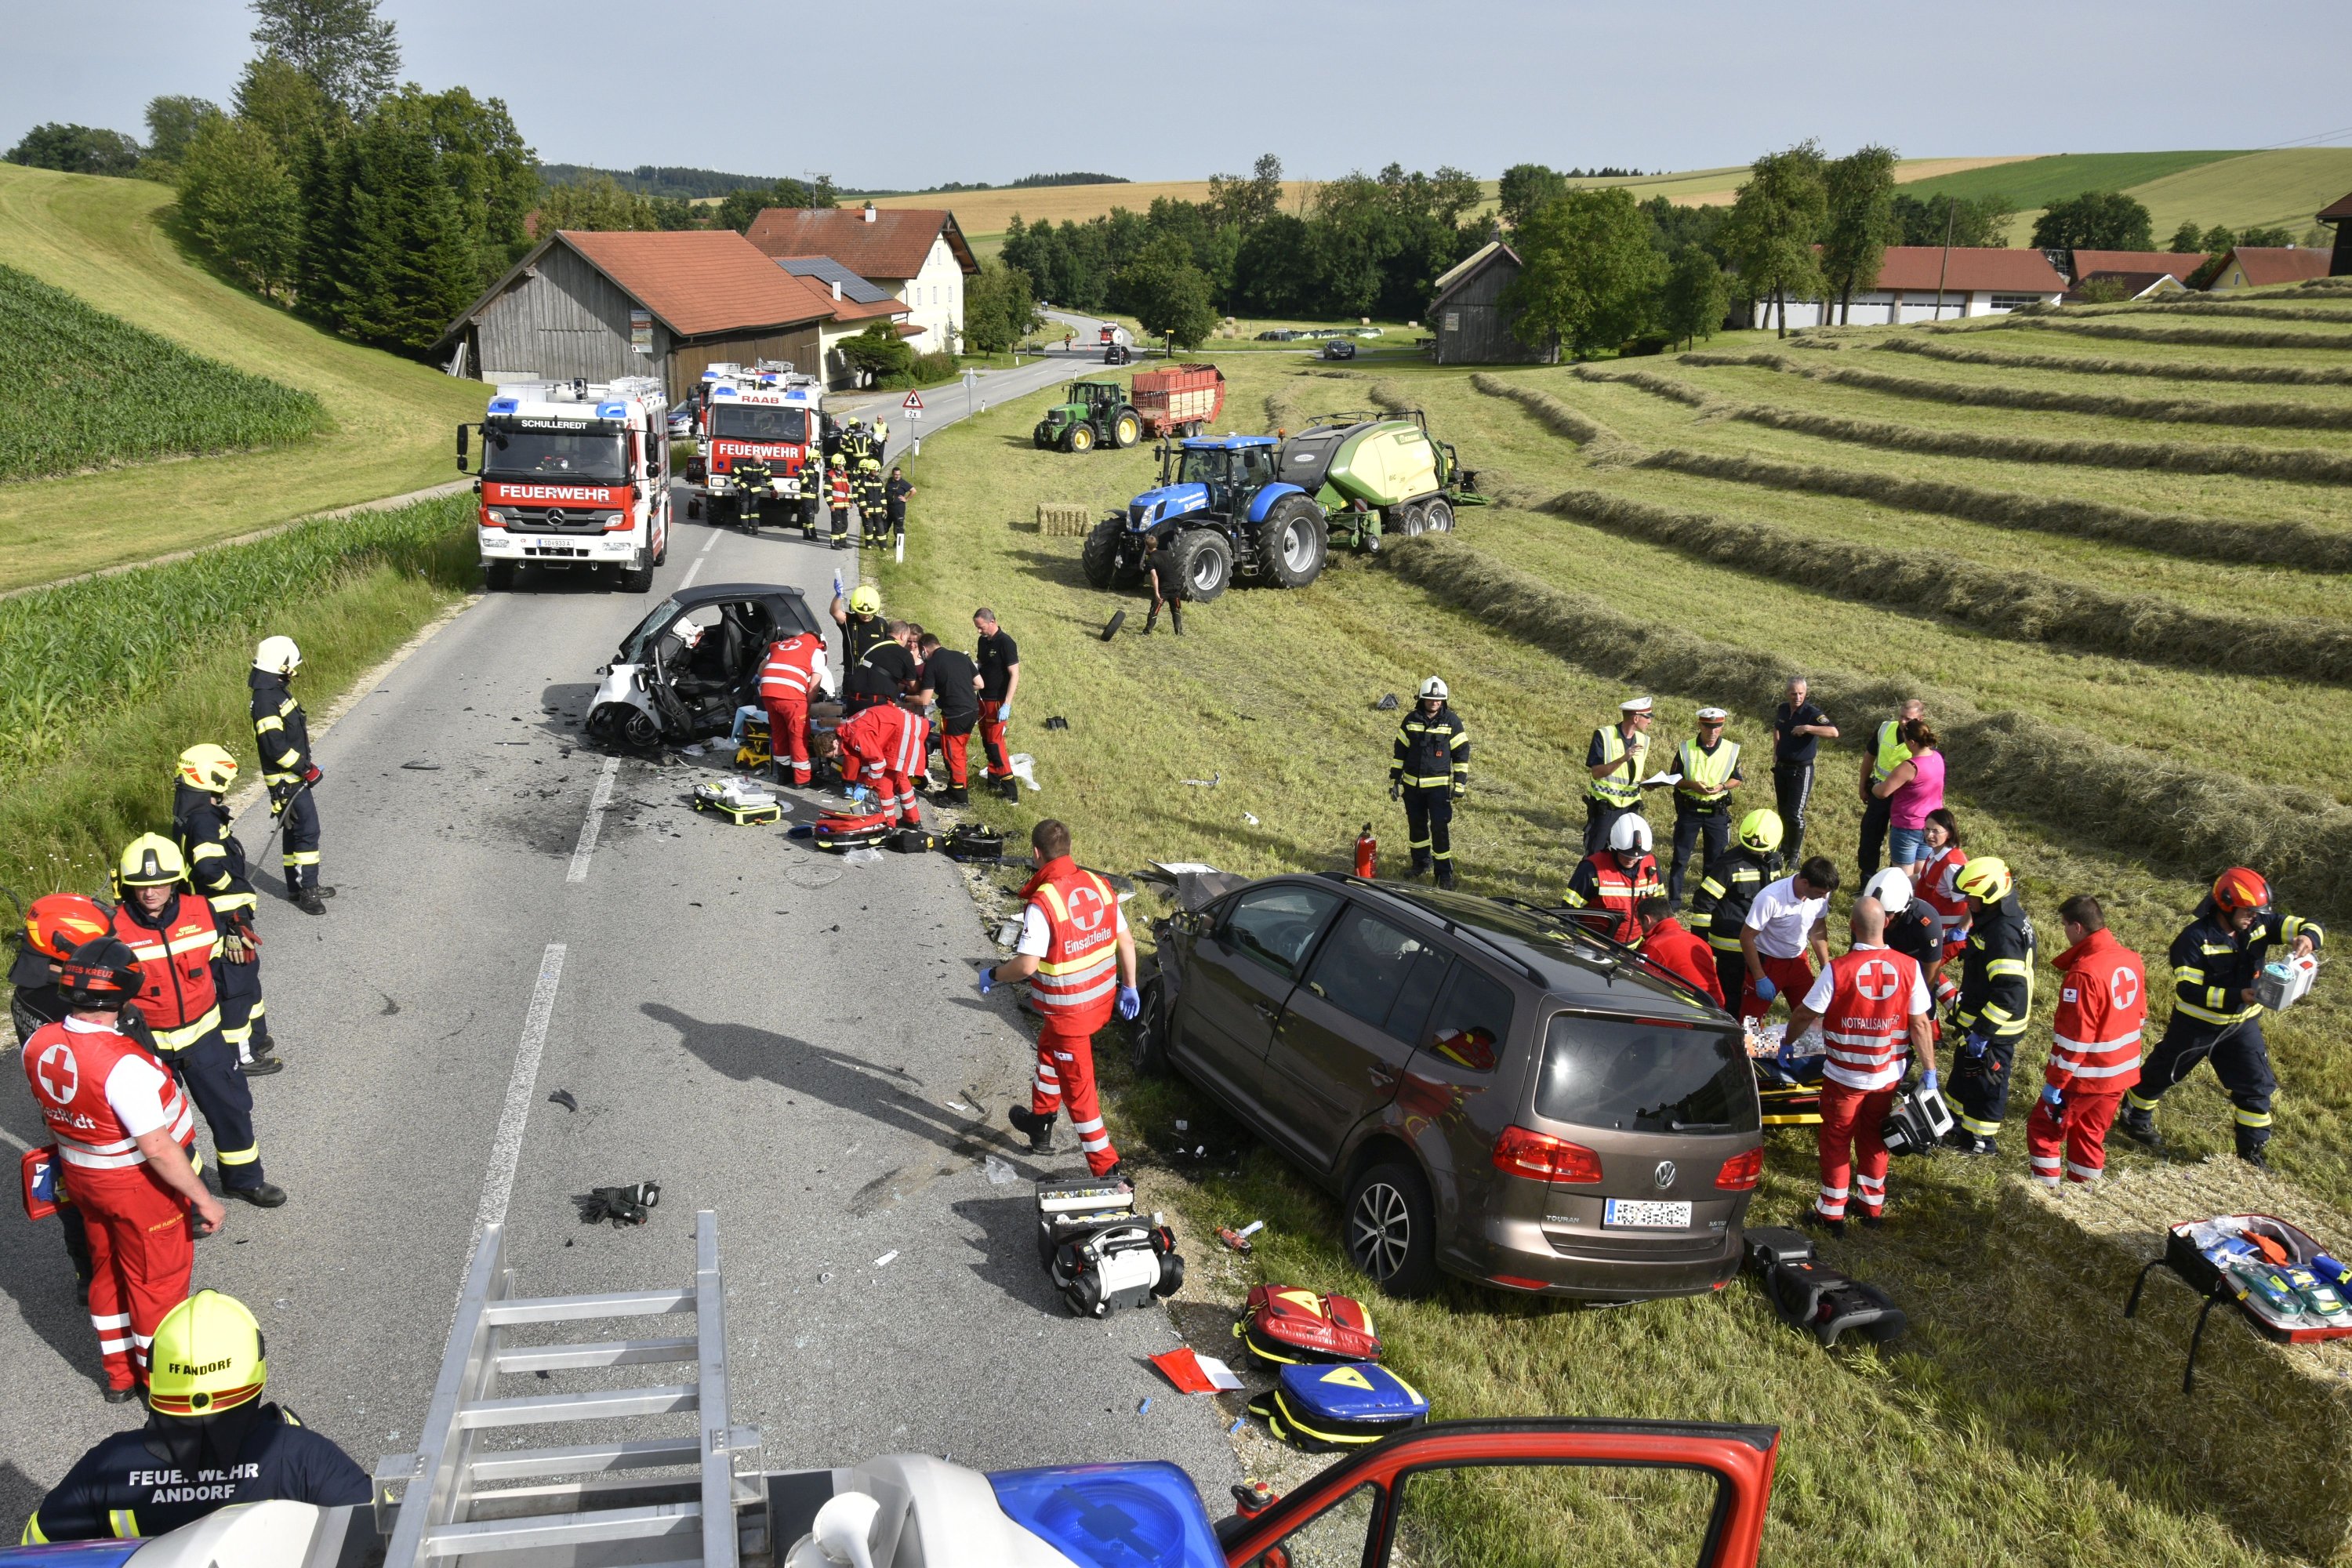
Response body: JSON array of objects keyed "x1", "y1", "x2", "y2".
[{"x1": 1770, "y1": 677, "x2": 1837, "y2": 866}]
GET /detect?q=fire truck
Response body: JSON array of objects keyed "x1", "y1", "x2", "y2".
[
  {"x1": 459, "y1": 376, "x2": 671, "y2": 593},
  {"x1": 687, "y1": 361, "x2": 826, "y2": 532}
]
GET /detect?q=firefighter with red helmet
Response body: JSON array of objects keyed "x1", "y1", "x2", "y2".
[
  {"x1": 757, "y1": 629, "x2": 832, "y2": 788},
  {"x1": 1563, "y1": 815, "x2": 1664, "y2": 947},
  {"x1": 982, "y1": 819, "x2": 1140, "y2": 1180},
  {"x1": 2122, "y1": 866, "x2": 2322, "y2": 1168},
  {"x1": 109, "y1": 834, "x2": 285, "y2": 1208},
  {"x1": 21, "y1": 935, "x2": 223, "y2": 1399},
  {"x1": 2027, "y1": 894, "x2": 2146, "y2": 1187},
  {"x1": 172, "y1": 743, "x2": 281, "y2": 1076},
  {"x1": 12, "y1": 893, "x2": 115, "y2": 1301}
]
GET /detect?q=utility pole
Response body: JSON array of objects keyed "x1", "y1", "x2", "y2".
[{"x1": 1933, "y1": 200, "x2": 1956, "y2": 321}]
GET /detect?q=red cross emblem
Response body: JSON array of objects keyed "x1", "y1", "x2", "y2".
[
  {"x1": 2111, "y1": 967, "x2": 2141, "y2": 1010},
  {"x1": 1065, "y1": 885, "x2": 1107, "y2": 934},
  {"x1": 33, "y1": 1042, "x2": 78, "y2": 1106},
  {"x1": 1854, "y1": 958, "x2": 1900, "y2": 1002}
]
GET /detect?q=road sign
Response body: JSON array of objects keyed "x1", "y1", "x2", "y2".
[{"x1": 902, "y1": 391, "x2": 924, "y2": 411}]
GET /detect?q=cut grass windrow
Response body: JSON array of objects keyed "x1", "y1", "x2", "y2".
[
  {"x1": 1537, "y1": 484, "x2": 2352, "y2": 685},
  {"x1": 1468, "y1": 372, "x2": 1642, "y2": 461},
  {"x1": 1873, "y1": 333, "x2": 2352, "y2": 386},
  {"x1": 2056, "y1": 299, "x2": 2352, "y2": 326},
  {"x1": 1681, "y1": 349, "x2": 2352, "y2": 431},
  {"x1": 1381, "y1": 532, "x2": 2352, "y2": 921},
  {"x1": 1634, "y1": 446, "x2": 2352, "y2": 573},
  {"x1": 1581, "y1": 365, "x2": 2352, "y2": 484},
  {"x1": 1954, "y1": 317, "x2": 2352, "y2": 351}
]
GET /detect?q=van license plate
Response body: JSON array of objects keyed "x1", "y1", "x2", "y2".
[{"x1": 1604, "y1": 1200, "x2": 1691, "y2": 1229}]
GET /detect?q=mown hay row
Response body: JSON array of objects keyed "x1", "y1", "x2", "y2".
[
  {"x1": 1381, "y1": 532, "x2": 2352, "y2": 920},
  {"x1": 1637, "y1": 447, "x2": 2352, "y2": 573},
  {"x1": 1875, "y1": 333, "x2": 2352, "y2": 387},
  {"x1": 1537, "y1": 484, "x2": 2352, "y2": 684},
  {"x1": 1967, "y1": 317, "x2": 2352, "y2": 351},
  {"x1": 1468, "y1": 372, "x2": 1643, "y2": 463},
  {"x1": 2066, "y1": 299, "x2": 2352, "y2": 326}
]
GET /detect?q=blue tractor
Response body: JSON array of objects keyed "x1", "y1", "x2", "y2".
[{"x1": 1081, "y1": 434, "x2": 1329, "y2": 601}]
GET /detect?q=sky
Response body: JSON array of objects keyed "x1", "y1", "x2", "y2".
[{"x1": 9, "y1": 0, "x2": 2352, "y2": 187}]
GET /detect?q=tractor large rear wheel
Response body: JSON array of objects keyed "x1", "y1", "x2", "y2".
[
  {"x1": 1112, "y1": 410, "x2": 1142, "y2": 448},
  {"x1": 1063, "y1": 423, "x2": 1096, "y2": 454},
  {"x1": 1171, "y1": 530, "x2": 1233, "y2": 603},
  {"x1": 1081, "y1": 517, "x2": 1124, "y2": 590},
  {"x1": 1256, "y1": 495, "x2": 1327, "y2": 588}
]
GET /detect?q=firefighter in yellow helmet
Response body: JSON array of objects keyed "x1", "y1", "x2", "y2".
[
  {"x1": 172, "y1": 745, "x2": 281, "y2": 1076},
  {"x1": 20, "y1": 1290, "x2": 368, "y2": 1544},
  {"x1": 1945, "y1": 855, "x2": 2035, "y2": 1156}
]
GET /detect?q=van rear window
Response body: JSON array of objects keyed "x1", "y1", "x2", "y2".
[{"x1": 1536, "y1": 1014, "x2": 1759, "y2": 1135}]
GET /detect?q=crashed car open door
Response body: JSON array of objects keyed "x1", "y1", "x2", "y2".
[{"x1": 1219, "y1": 1417, "x2": 1780, "y2": 1568}]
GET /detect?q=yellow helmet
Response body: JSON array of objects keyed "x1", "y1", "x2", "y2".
[
  {"x1": 147, "y1": 1290, "x2": 267, "y2": 1417},
  {"x1": 1737, "y1": 808, "x2": 1784, "y2": 854},
  {"x1": 114, "y1": 832, "x2": 188, "y2": 892},
  {"x1": 1955, "y1": 855, "x2": 2013, "y2": 904},
  {"x1": 849, "y1": 584, "x2": 881, "y2": 615},
  {"x1": 177, "y1": 742, "x2": 239, "y2": 793}
]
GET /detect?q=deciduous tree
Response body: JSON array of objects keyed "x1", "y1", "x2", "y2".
[
  {"x1": 1820, "y1": 144, "x2": 1897, "y2": 325},
  {"x1": 2166, "y1": 219, "x2": 2206, "y2": 253},
  {"x1": 249, "y1": 0, "x2": 401, "y2": 115},
  {"x1": 2031, "y1": 190, "x2": 2153, "y2": 252},
  {"x1": 5, "y1": 123, "x2": 144, "y2": 176},
  {"x1": 538, "y1": 175, "x2": 660, "y2": 233},
  {"x1": 1724, "y1": 140, "x2": 1826, "y2": 336},
  {"x1": 1498, "y1": 163, "x2": 1570, "y2": 234},
  {"x1": 1504, "y1": 187, "x2": 1666, "y2": 359},
  {"x1": 961, "y1": 260, "x2": 1041, "y2": 354},
  {"x1": 142, "y1": 96, "x2": 224, "y2": 174},
  {"x1": 1115, "y1": 238, "x2": 1216, "y2": 349},
  {"x1": 1890, "y1": 192, "x2": 2015, "y2": 248},
  {"x1": 1657, "y1": 244, "x2": 1730, "y2": 350},
  {"x1": 176, "y1": 116, "x2": 301, "y2": 297}
]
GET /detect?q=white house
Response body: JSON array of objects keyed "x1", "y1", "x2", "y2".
[
  {"x1": 1760, "y1": 245, "x2": 2067, "y2": 329},
  {"x1": 745, "y1": 203, "x2": 980, "y2": 354}
]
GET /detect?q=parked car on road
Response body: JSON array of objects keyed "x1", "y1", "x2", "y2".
[
  {"x1": 1321, "y1": 339, "x2": 1358, "y2": 361},
  {"x1": 1138, "y1": 875, "x2": 1759, "y2": 1301}
]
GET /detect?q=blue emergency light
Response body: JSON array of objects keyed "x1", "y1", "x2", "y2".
[
  {"x1": 596, "y1": 401, "x2": 627, "y2": 418},
  {"x1": 488, "y1": 397, "x2": 518, "y2": 413},
  {"x1": 713, "y1": 387, "x2": 738, "y2": 398},
  {"x1": 988, "y1": 1462, "x2": 1222, "y2": 1568}
]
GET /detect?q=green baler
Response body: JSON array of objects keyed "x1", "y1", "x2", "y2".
[{"x1": 1272, "y1": 409, "x2": 1483, "y2": 550}]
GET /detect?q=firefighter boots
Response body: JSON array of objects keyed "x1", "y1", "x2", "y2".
[
  {"x1": 1434, "y1": 863, "x2": 1457, "y2": 891},
  {"x1": 1008, "y1": 1106, "x2": 1054, "y2": 1154},
  {"x1": 2117, "y1": 1107, "x2": 2167, "y2": 1153}
]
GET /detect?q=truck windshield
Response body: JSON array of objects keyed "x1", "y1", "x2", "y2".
[
  {"x1": 485, "y1": 430, "x2": 627, "y2": 481},
  {"x1": 1535, "y1": 1013, "x2": 1761, "y2": 1135},
  {"x1": 710, "y1": 405, "x2": 808, "y2": 442}
]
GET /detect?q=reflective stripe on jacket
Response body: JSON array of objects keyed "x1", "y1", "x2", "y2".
[
  {"x1": 110, "y1": 897, "x2": 222, "y2": 1045},
  {"x1": 1868, "y1": 719, "x2": 1907, "y2": 786},
  {"x1": 758, "y1": 634, "x2": 827, "y2": 702},
  {"x1": 22, "y1": 1020, "x2": 194, "y2": 1170},
  {"x1": 1955, "y1": 893, "x2": 2035, "y2": 1040},
  {"x1": 837, "y1": 702, "x2": 926, "y2": 778},
  {"x1": 1390, "y1": 704, "x2": 1468, "y2": 789},
  {"x1": 2047, "y1": 927, "x2": 2146, "y2": 1094},
  {"x1": 2168, "y1": 907, "x2": 2325, "y2": 1025},
  {"x1": 249, "y1": 670, "x2": 310, "y2": 785},
  {"x1": 1674, "y1": 737, "x2": 1740, "y2": 811},
  {"x1": 1563, "y1": 851, "x2": 1661, "y2": 947},
  {"x1": 1689, "y1": 848, "x2": 1769, "y2": 953},
  {"x1": 1817, "y1": 946, "x2": 1922, "y2": 1092},
  {"x1": 1586, "y1": 725, "x2": 1643, "y2": 808},
  {"x1": 1025, "y1": 858, "x2": 1120, "y2": 1029}
]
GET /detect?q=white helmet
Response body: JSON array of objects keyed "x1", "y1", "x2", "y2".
[
  {"x1": 254, "y1": 635, "x2": 302, "y2": 676},
  {"x1": 1607, "y1": 815, "x2": 1653, "y2": 854},
  {"x1": 1417, "y1": 677, "x2": 1448, "y2": 701},
  {"x1": 1863, "y1": 867, "x2": 1913, "y2": 914}
]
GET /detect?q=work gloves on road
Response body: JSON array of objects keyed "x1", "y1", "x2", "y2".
[{"x1": 1116, "y1": 985, "x2": 1142, "y2": 1022}]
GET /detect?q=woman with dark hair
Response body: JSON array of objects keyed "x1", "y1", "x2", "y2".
[
  {"x1": 1914, "y1": 808, "x2": 1970, "y2": 1010},
  {"x1": 1872, "y1": 718, "x2": 1945, "y2": 873}
]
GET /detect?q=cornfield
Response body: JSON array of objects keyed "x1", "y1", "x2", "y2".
[
  {"x1": 0, "y1": 262, "x2": 331, "y2": 483},
  {"x1": 1875, "y1": 334, "x2": 2352, "y2": 387}
]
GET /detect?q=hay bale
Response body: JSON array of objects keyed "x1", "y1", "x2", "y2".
[{"x1": 1036, "y1": 503, "x2": 1094, "y2": 537}]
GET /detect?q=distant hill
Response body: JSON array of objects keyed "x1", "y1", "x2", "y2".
[
  {"x1": 1901, "y1": 148, "x2": 2352, "y2": 244},
  {"x1": 535, "y1": 163, "x2": 782, "y2": 199}
]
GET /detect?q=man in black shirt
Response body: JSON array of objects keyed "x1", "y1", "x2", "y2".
[
  {"x1": 885, "y1": 466, "x2": 914, "y2": 549},
  {"x1": 1144, "y1": 539, "x2": 1186, "y2": 634},
  {"x1": 844, "y1": 622, "x2": 920, "y2": 715},
  {"x1": 975, "y1": 608, "x2": 1021, "y2": 802},
  {"x1": 920, "y1": 633, "x2": 982, "y2": 804},
  {"x1": 1769, "y1": 676, "x2": 1838, "y2": 866}
]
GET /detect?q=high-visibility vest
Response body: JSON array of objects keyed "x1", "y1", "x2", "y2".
[
  {"x1": 1915, "y1": 845, "x2": 1971, "y2": 947},
  {"x1": 1564, "y1": 851, "x2": 1661, "y2": 946},
  {"x1": 111, "y1": 898, "x2": 222, "y2": 1050},
  {"x1": 1025, "y1": 857, "x2": 1120, "y2": 1030},
  {"x1": 838, "y1": 702, "x2": 926, "y2": 777},
  {"x1": 1674, "y1": 737, "x2": 1740, "y2": 810},
  {"x1": 22, "y1": 1019, "x2": 195, "y2": 1171},
  {"x1": 1586, "y1": 726, "x2": 1643, "y2": 808},
  {"x1": 759, "y1": 634, "x2": 824, "y2": 703},
  {"x1": 1869, "y1": 719, "x2": 1908, "y2": 786},
  {"x1": 2047, "y1": 927, "x2": 2145, "y2": 1094},
  {"x1": 1818, "y1": 946, "x2": 1921, "y2": 1092},
  {"x1": 829, "y1": 472, "x2": 851, "y2": 506}
]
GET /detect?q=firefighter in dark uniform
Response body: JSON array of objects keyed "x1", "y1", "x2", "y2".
[
  {"x1": 831, "y1": 581, "x2": 889, "y2": 666},
  {"x1": 1945, "y1": 855, "x2": 2035, "y2": 1155},
  {"x1": 171, "y1": 745, "x2": 279, "y2": 1076},
  {"x1": 1389, "y1": 677, "x2": 1469, "y2": 890},
  {"x1": 1689, "y1": 809, "x2": 1780, "y2": 1013},
  {"x1": 730, "y1": 454, "x2": 772, "y2": 530},
  {"x1": 249, "y1": 637, "x2": 328, "y2": 916},
  {"x1": 2121, "y1": 866, "x2": 2322, "y2": 1168},
  {"x1": 20, "y1": 1290, "x2": 369, "y2": 1544},
  {"x1": 858, "y1": 452, "x2": 887, "y2": 545}
]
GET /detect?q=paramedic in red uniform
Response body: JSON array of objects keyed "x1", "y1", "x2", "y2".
[
  {"x1": 833, "y1": 698, "x2": 927, "y2": 829},
  {"x1": 22, "y1": 936, "x2": 225, "y2": 1400},
  {"x1": 1563, "y1": 816, "x2": 1663, "y2": 947},
  {"x1": 1634, "y1": 898, "x2": 1723, "y2": 1004},
  {"x1": 1784, "y1": 897, "x2": 1934, "y2": 1234},
  {"x1": 982, "y1": 819, "x2": 1140, "y2": 1180},
  {"x1": 2026, "y1": 895, "x2": 2146, "y2": 1188},
  {"x1": 757, "y1": 627, "x2": 831, "y2": 786}
]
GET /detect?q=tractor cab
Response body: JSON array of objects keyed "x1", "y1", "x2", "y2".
[
  {"x1": 1033, "y1": 379, "x2": 1142, "y2": 452},
  {"x1": 1162, "y1": 435, "x2": 1279, "y2": 514}
]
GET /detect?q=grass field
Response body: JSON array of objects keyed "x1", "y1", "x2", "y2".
[
  {"x1": 876, "y1": 285, "x2": 2352, "y2": 1561},
  {"x1": 1900, "y1": 150, "x2": 2248, "y2": 208},
  {"x1": 0, "y1": 164, "x2": 483, "y2": 593}
]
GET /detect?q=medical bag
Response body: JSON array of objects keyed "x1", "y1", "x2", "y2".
[
  {"x1": 811, "y1": 810, "x2": 892, "y2": 851},
  {"x1": 1248, "y1": 1363, "x2": 1428, "y2": 1452},
  {"x1": 733, "y1": 719, "x2": 771, "y2": 771},
  {"x1": 1760, "y1": 1254, "x2": 1907, "y2": 1348},
  {"x1": 1033, "y1": 1177, "x2": 1182, "y2": 1317},
  {"x1": 884, "y1": 826, "x2": 935, "y2": 854},
  {"x1": 942, "y1": 825, "x2": 1006, "y2": 862},
  {"x1": 1232, "y1": 1284, "x2": 1382, "y2": 1368},
  {"x1": 20, "y1": 1145, "x2": 60, "y2": 1221}
]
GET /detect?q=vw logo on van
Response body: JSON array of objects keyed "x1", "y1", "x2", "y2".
[{"x1": 1653, "y1": 1160, "x2": 1677, "y2": 1191}]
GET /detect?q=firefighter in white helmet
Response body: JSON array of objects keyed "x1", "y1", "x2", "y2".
[
  {"x1": 1566, "y1": 814, "x2": 1664, "y2": 947},
  {"x1": 1389, "y1": 677, "x2": 1469, "y2": 889},
  {"x1": 250, "y1": 637, "x2": 329, "y2": 915}
]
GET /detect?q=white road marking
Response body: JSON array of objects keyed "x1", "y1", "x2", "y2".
[
  {"x1": 0, "y1": 1123, "x2": 31, "y2": 1155},
  {"x1": 459, "y1": 941, "x2": 567, "y2": 1283},
  {"x1": 566, "y1": 757, "x2": 619, "y2": 883},
  {"x1": 677, "y1": 555, "x2": 708, "y2": 590},
  {"x1": 700, "y1": 532, "x2": 720, "y2": 554}
]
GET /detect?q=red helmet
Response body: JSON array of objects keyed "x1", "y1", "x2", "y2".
[
  {"x1": 2211, "y1": 867, "x2": 2271, "y2": 915},
  {"x1": 57, "y1": 936, "x2": 144, "y2": 1012},
  {"x1": 24, "y1": 893, "x2": 111, "y2": 964}
]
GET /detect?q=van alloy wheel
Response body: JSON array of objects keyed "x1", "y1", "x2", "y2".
[{"x1": 1349, "y1": 1181, "x2": 1414, "y2": 1279}]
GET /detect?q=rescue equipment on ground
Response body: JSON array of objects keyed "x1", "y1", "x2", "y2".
[
  {"x1": 575, "y1": 1182, "x2": 660, "y2": 1227},
  {"x1": 1745, "y1": 1021, "x2": 1825, "y2": 1126},
  {"x1": 884, "y1": 826, "x2": 935, "y2": 854},
  {"x1": 1879, "y1": 1083, "x2": 1957, "y2": 1156},
  {"x1": 1034, "y1": 1177, "x2": 1182, "y2": 1318},
  {"x1": 20, "y1": 1144, "x2": 60, "y2": 1221},
  {"x1": 2125, "y1": 1213, "x2": 2352, "y2": 1392},
  {"x1": 1247, "y1": 1362, "x2": 1429, "y2": 1451},
  {"x1": 942, "y1": 824, "x2": 1006, "y2": 861},
  {"x1": 1745, "y1": 1228, "x2": 1909, "y2": 1348},
  {"x1": 1353, "y1": 825, "x2": 1377, "y2": 880},
  {"x1": 692, "y1": 779, "x2": 783, "y2": 826},
  {"x1": 1232, "y1": 1284, "x2": 1383, "y2": 1367},
  {"x1": 735, "y1": 718, "x2": 771, "y2": 770},
  {"x1": 1146, "y1": 1346, "x2": 1244, "y2": 1395},
  {"x1": 811, "y1": 810, "x2": 893, "y2": 851},
  {"x1": 1218, "y1": 1220, "x2": 1263, "y2": 1254}
]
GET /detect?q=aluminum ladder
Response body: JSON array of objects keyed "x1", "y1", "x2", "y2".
[{"x1": 375, "y1": 1211, "x2": 766, "y2": 1567}]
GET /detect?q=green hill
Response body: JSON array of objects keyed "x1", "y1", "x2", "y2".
[
  {"x1": 0, "y1": 163, "x2": 481, "y2": 592},
  {"x1": 1901, "y1": 150, "x2": 2247, "y2": 207}
]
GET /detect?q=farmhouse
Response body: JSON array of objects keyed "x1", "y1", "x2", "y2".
[
  {"x1": 2067, "y1": 270, "x2": 2187, "y2": 303},
  {"x1": 2063, "y1": 249, "x2": 2206, "y2": 285},
  {"x1": 1769, "y1": 246, "x2": 2066, "y2": 328},
  {"x1": 2204, "y1": 245, "x2": 2332, "y2": 292},
  {"x1": 436, "y1": 229, "x2": 908, "y2": 397},
  {"x1": 1427, "y1": 241, "x2": 1558, "y2": 365},
  {"x1": 746, "y1": 203, "x2": 979, "y2": 355}
]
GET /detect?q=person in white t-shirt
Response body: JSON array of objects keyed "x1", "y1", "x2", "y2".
[{"x1": 1739, "y1": 855, "x2": 1838, "y2": 1020}]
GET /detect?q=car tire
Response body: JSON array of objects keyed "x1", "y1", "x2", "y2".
[
  {"x1": 1170, "y1": 530, "x2": 1232, "y2": 604},
  {"x1": 1064, "y1": 423, "x2": 1095, "y2": 454},
  {"x1": 1131, "y1": 974, "x2": 1170, "y2": 1078},
  {"x1": 1424, "y1": 497, "x2": 1456, "y2": 533},
  {"x1": 485, "y1": 560, "x2": 516, "y2": 591},
  {"x1": 1255, "y1": 495, "x2": 1327, "y2": 588},
  {"x1": 1344, "y1": 1159, "x2": 1439, "y2": 1298},
  {"x1": 1080, "y1": 516, "x2": 1124, "y2": 590},
  {"x1": 1113, "y1": 411, "x2": 1142, "y2": 448}
]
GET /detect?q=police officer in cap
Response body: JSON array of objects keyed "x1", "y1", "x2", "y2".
[{"x1": 21, "y1": 1290, "x2": 369, "y2": 1543}]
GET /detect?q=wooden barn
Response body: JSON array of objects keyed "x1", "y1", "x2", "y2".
[
  {"x1": 2325, "y1": 191, "x2": 2352, "y2": 277},
  {"x1": 1427, "y1": 242, "x2": 1558, "y2": 365}
]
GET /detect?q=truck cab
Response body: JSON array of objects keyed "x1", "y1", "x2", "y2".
[
  {"x1": 463, "y1": 376, "x2": 670, "y2": 593},
  {"x1": 691, "y1": 362, "x2": 824, "y2": 531}
]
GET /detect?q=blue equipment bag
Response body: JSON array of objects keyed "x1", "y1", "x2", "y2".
[{"x1": 1248, "y1": 1362, "x2": 1428, "y2": 1452}]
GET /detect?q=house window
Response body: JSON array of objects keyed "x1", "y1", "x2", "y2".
[
  {"x1": 1443, "y1": 310, "x2": 1459, "y2": 332},
  {"x1": 1988, "y1": 292, "x2": 2047, "y2": 312}
]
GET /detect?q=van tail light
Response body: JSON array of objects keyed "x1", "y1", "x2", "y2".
[
  {"x1": 1492, "y1": 1126, "x2": 1602, "y2": 1184},
  {"x1": 1715, "y1": 1148, "x2": 1764, "y2": 1191}
]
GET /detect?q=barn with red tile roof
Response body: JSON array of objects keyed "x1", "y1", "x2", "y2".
[
  {"x1": 1763, "y1": 246, "x2": 2066, "y2": 329},
  {"x1": 746, "y1": 202, "x2": 978, "y2": 354},
  {"x1": 2203, "y1": 245, "x2": 2332, "y2": 292}
]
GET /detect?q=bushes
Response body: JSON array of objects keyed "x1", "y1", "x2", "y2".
[
  {"x1": 0, "y1": 261, "x2": 330, "y2": 481},
  {"x1": 1535, "y1": 485, "x2": 2352, "y2": 685},
  {"x1": 1875, "y1": 333, "x2": 2352, "y2": 387},
  {"x1": 1381, "y1": 532, "x2": 2352, "y2": 920}
]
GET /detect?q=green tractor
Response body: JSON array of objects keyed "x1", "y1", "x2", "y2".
[{"x1": 1033, "y1": 380, "x2": 1143, "y2": 453}]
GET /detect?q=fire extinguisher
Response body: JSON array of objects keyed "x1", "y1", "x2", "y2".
[{"x1": 1353, "y1": 822, "x2": 1377, "y2": 880}]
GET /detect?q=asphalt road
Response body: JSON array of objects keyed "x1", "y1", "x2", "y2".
[
  {"x1": 0, "y1": 486, "x2": 1243, "y2": 1523},
  {"x1": 825, "y1": 309, "x2": 1127, "y2": 466}
]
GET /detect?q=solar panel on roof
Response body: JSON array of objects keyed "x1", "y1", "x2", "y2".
[{"x1": 772, "y1": 256, "x2": 893, "y2": 305}]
